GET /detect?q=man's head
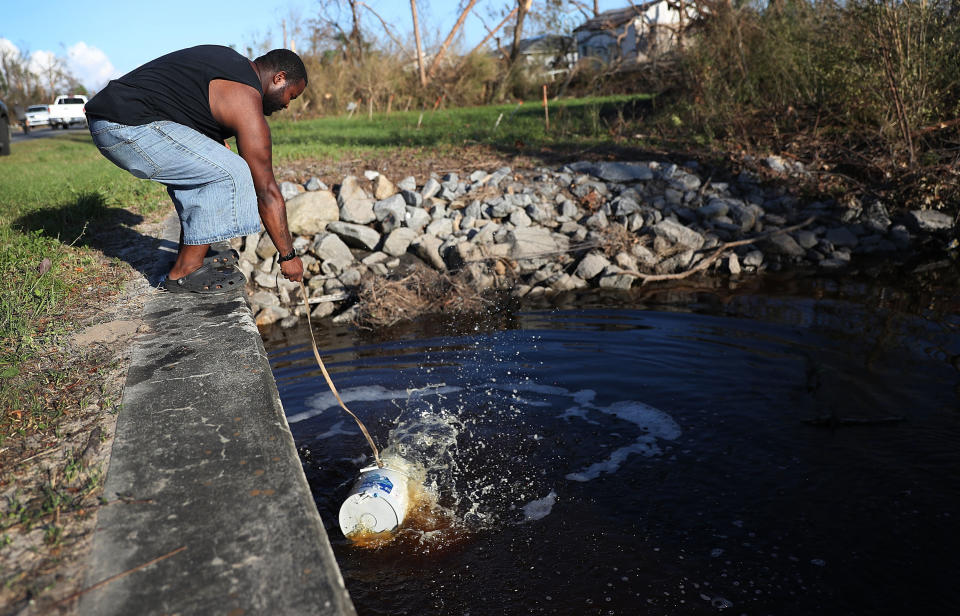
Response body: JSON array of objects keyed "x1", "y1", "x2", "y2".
[{"x1": 253, "y1": 49, "x2": 308, "y2": 116}]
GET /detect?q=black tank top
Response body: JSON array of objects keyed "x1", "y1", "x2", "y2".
[{"x1": 85, "y1": 45, "x2": 262, "y2": 142}]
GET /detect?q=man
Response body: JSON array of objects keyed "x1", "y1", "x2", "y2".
[{"x1": 85, "y1": 45, "x2": 305, "y2": 292}]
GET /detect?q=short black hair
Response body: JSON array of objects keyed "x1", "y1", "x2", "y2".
[{"x1": 254, "y1": 49, "x2": 308, "y2": 86}]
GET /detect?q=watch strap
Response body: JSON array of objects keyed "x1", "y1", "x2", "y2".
[{"x1": 278, "y1": 250, "x2": 297, "y2": 263}]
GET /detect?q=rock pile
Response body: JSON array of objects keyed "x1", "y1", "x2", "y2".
[{"x1": 237, "y1": 160, "x2": 957, "y2": 328}]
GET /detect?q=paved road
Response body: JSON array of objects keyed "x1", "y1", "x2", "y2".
[{"x1": 12, "y1": 125, "x2": 89, "y2": 143}]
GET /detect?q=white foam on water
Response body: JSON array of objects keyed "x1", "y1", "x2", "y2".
[
  {"x1": 558, "y1": 405, "x2": 597, "y2": 423},
  {"x1": 522, "y1": 490, "x2": 558, "y2": 522},
  {"x1": 287, "y1": 384, "x2": 462, "y2": 424},
  {"x1": 565, "y1": 401, "x2": 682, "y2": 482},
  {"x1": 313, "y1": 419, "x2": 357, "y2": 440}
]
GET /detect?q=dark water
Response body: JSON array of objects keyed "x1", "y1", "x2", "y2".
[{"x1": 265, "y1": 269, "x2": 960, "y2": 616}]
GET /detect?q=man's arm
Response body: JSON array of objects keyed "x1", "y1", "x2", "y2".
[{"x1": 209, "y1": 79, "x2": 303, "y2": 282}]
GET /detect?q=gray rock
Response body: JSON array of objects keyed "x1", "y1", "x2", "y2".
[
  {"x1": 405, "y1": 207, "x2": 431, "y2": 233},
  {"x1": 255, "y1": 305, "x2": 290, "y2": 326},
  {"x1": 664, "y1": 188, "x2": 684, "y2": 206},
  {"x1": 862, "y1": 200, "x2": 892, "y2": 234},
  {"x1": 510, "y1": 209, "x2": 532, "y2": 228},
  {"x1": 338, "y1": 268, "x2": 362, "y2": 287},
  {"x1": 575, "y1": 252, "x2": 611, "y2": 280},
  {"x1": 411, "y1": 235, "x2": 446, "y2": 270},
  {"x1": 591, "y1": 161, "x2": 654, "y2": 182},
  {"x1": 585, "y1": 210, "x2": 609, "y2": 230},
  {"x1": 614, "y1": 252, "x2": 638, "y2": 271},
  {"x1": 612, "y1": 196, "x2": 641, "y2": 217},
  {"x1": 889, "y1": 224, "x2": 911, "y2": 247},
  {"x1": 286, "y1": 190, "x2": 339, "y2": 235},
  {"x1": 465, "y1": 200, "x2": 485, "y2": 219},
  {"x1": 727, "y1": 200, "x2": 759, "y2": 232},
  {"x1": 254, "y1": 271, "x2": 278, "y2": 288},
  {"x1": 908, "y1": 209, "x2": 954, "y2": 232},
  {"x1": 445, "y1": 241, "x2": 479, "y2": 271},
  {"x1": 670, "y1": 171, "x2": 702, "y2": 192},
  {"x1": 656, "y1": 250, "x2": 694, "y2": 274},
  {"x1": 311, "y1": 301, "x2": 336, "y2": 319},
  {"x1": 373, "y1": 174, "x2": 398, "y2": 200},
  {"x1": 256, "y1": 233, "x2": 279, "y2": 259},
  {"x1": 764, "y1": 155, "x2": 788, "y2": 174},
  {"x1": 361, "y1": 252, "x2": 388, "y2": 266},
  {"x1": 469, "y1": 170, "x2": 487, "y2": 183},
  {"x1": 305, "y1": 177, "x2": 326, "y2": 192},
  {"x1": 311, "y1": 233, "x2": 354, "y2": 265},
  {"x1": 373, "y1": 193, "x2": 407, "y2": 223},
  {"x1": 241, "y1": 232, "x2": 261, "y2": 264},
  {"x1": 326, "y1": 221, "x2": 381, "y2": 250},
  {"x1": 338, "y1": 175, "x2": 368, "y2": 203},
  {"x1": 653, "y1": 219, "x2": 705, "y2": 251},
  {"x1": 508, "y1": 227, "x2": 564, "y2": 259},
  {"x1": 699, "y1": 199, "x2": 730, "y2": 219},
  {"x1": 727, "y1": 252, "x2": 741, "y2": 275},
  {"x1": 397, "y1": 176, "x2": 417, "y2": 191},
  {"x1": 631, "y1": 244, "x2": 658, "y2": 268},
  {"x1": 421, "y1": 178, "x2": 441, "y2": 200},
  {"x1": 795, "y1": 230, "x2": 819, "y2": 249},
  {"x1": 328, "y1": 305, "x2": 357, "y2": 325},
  {"x1": 401, "y1": 189, "x2": 423, "y2": 207},
  {"x1": 526, "y1": 202, "x2": 554, "y2": 224},
  {"x1": 765, "y1": 232, "x2": 806, "y2": 257},
  {"x1": 742, "y1": 250, "x2": 764, "y2": 267},
  {"x1": 425, "y1": 218, "x2": 454, "y2": 238},
  {"x1": 249, "y1": 290, "x2": 280, "y2": 309},
  {"x1": 825, "y1": 227, "x2": 859, "y2": 248},
  {"x1": 598, "y1": 273, "x2": 635, "y2": 289},
  {"x1": 280, "y1": 181, "x2": 301, "y2": 201},
  {"x1": 339, "y1": 197, "x2": 375, "y2": 225}
]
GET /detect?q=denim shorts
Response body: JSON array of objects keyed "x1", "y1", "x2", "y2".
[{"x1": 88, "y1": 118, "x2": 261, "y2": 245}]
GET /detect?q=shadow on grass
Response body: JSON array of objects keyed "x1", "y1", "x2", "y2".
[{"x1": 12, "y1": 190, "x2": 177, "y2": 283}]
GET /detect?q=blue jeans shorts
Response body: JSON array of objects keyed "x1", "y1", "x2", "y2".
[{"x1": 88, "y1": 118, "x2": 261, "y2": 245}]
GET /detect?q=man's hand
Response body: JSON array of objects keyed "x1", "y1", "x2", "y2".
[{"x1": 280, "y1": 255, "x2": 304, "y2": 282}]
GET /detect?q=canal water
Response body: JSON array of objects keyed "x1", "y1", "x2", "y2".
[{"x1": 264, "y1": 267, "x2": 959, "y2": 615}]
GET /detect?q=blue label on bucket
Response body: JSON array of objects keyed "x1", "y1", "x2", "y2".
[{"x1": 359, "y1": 473, "x2": 394, "y2": 494}]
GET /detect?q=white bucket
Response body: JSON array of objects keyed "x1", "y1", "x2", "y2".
[{"x1": 339, "y1": 464, "x2": 411, "y2": 537}]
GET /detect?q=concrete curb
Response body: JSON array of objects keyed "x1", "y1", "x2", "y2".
[{"x1": 79, "y1": 220, "x2": 355, "y2": 615}]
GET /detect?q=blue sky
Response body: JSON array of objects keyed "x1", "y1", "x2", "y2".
[{"x1": 2, "y1": 0, "x2": 626, "y2": 91}]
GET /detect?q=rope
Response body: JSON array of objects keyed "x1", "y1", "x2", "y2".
[{"x1": 299, "y1": 280, "x2": 384, "y2": 468}]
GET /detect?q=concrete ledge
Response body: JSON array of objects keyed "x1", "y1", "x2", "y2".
[{"x1": 80, "y1": 234, "x2": 355, "y2": 614}]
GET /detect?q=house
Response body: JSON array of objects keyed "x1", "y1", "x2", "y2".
[
  {"x1": 574, "y1": 2, "x2": 697, "y2": 68},
  {"x1": 502, "y1": 34, "x2": 579, "y2": 82}
]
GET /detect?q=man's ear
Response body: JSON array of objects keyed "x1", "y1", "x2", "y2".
[{"x1": 273, "y1": 71, "x2": 287, "y2": 86}]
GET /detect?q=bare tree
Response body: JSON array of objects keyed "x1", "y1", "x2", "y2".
[
  {"x1": 426, "y1": 0, "x2": 481, "y2": 81},
  {"x1": 411, "y1": 0, "x2": 427, "y2": 87}
]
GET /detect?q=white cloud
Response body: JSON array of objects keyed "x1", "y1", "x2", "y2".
[
  {"x1": 27, "y1": 49, "x2": 59, "y2": 78},
  {"x1": 0, "y1": 38, "x2": 20, "y2": 58},
  {"x1": 66, "y1": 41, "x2": 117, "y2": 91},
  {"x1": 0, "y1": 38, "x2": 117, "y2": 92}
]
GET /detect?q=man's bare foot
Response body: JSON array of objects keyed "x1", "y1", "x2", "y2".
[{"x1": 168, "y1": 244, "x2": 210, "y2": 280}]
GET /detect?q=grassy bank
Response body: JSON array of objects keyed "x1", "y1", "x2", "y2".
[
  {"x1": 0, "y1": 133, "x2": 167, "y2": 442},
  {"x1": 270, "y1": 94, "x2": 654, "y2": 160}
]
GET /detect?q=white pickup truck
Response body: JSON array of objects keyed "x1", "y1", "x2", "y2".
[{"x1": 48, "y1": 94, "x2": 88, "y2": 129}]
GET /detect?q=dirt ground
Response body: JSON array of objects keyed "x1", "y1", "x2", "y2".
[{"x1": 0, "y1": 222, "x2": 163, "y2": 616}]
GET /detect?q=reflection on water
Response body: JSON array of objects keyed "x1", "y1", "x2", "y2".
[{"x1": 266, "y1": 269, "x2": 960, "y2": 615}]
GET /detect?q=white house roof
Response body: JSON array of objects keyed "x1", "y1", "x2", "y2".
[{"x1": 573, "y1": 2, "x2": 663, "y2": 32}]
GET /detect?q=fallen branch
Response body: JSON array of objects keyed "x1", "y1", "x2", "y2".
[
  {"x1": 54, "y1": 546, "x2": 187, "y2": 607},
  {"x1": 625, "y1": 216, "x2": 817, "y2": 285}
]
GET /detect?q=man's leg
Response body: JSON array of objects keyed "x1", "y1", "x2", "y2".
[{"x1": 168, "y1": 244, "x2": 210, "y2": 281}]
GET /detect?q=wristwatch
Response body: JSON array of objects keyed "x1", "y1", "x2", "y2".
[{"x1": 277, "y1": 249, "x2": 297, "y2": 263}]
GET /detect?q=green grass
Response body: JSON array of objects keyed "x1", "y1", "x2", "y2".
[
  {"x1": 0, "y1": 133, "x2": 168, "y2": 435},
  {"x1": 269, "y1": 94, "x2": 653, "y2": 160}
]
